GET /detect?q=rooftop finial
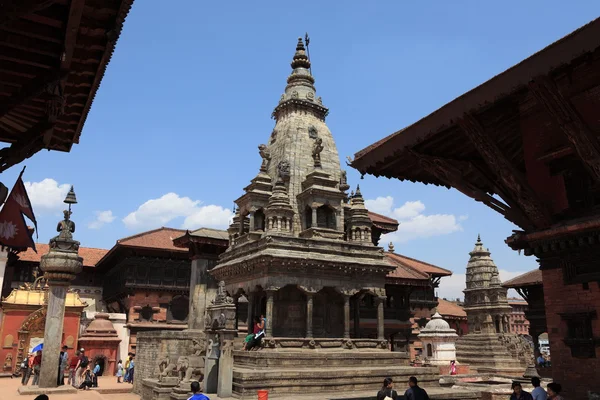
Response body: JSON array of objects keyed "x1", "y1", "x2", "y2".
[
  {"x1": 355, "y1": 184, "x2": 362, "y2": 197},
  {"x1": 477, "y1": 233, "x2": 481, "y2": 243},
  {"x1": 291, "y1": 37, "x2": 311, "y2": 70}
]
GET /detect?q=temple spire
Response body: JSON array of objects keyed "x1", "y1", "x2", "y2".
[{"x1": 291, "y1": 37, "x2": 311, "y2": 70}]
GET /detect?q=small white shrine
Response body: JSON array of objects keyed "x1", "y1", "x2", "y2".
[{"x1": 418, "y1": 312, "x2": 458, "y2": 365}]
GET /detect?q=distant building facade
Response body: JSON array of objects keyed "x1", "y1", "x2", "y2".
[{"x1": 508, "y1": 298, "x2": 530, "y2": 335}]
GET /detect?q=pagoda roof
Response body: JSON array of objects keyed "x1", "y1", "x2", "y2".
[
  {"x1": 2, "y1": 286, "x2": 86, "y2": 308},
  {"x1": 503, "y1": 268, "x2": 543, "y2": 288},
  {"x1": 172, "y1": 227, "x2": 230, "y2": 249},
  {"x1": 385, "y1": 252, "x2": 430, "y2": 281},
  {"x1": 0, "y1": 0, "x2": 135, "y2": 172},
  {"x1": 368, "y1": 211, "x2": 399, "y2": 233},
  {"x1": 351, "y1": 17, "x2": 600, "y2": 231},
  {"x1": 16, "y1": 243, "x2": 107, "y2": 267}
]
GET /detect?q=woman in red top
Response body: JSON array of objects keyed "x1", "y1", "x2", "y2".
[
  {"x1": 31, "y1": 351, "x2": 42, "y2": 385},
  {"x1": 68, "y1": 350, "x2": 80, "y2": 387}
]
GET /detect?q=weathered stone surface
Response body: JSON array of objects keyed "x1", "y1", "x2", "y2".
[{"x1": 134, "y1": 330, "x2": 206, "y2": 397}]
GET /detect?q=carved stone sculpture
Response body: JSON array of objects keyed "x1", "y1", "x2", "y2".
[
  {"x1": 176, "y1": 355, "x2": 205, "y2": 383},
  {"x1": 312, "y1": 137, "x2": 324, "y2": 167},
  {"x1": 158, "y1": 356, "x2": 176, "y2": 381},
  {"x1": 258, "y1": 144, "x2": 271, "y2": 172},
  {"x1": 3, "y1": 353, "x2": 12, "y2": 370},
  {"x1": 49, "y1": 209, "x2": 78, "y2": 251},
  {"x1": 308, "y1": 126, "x2": 318, "y2": 139},
  {"x1": 277, "y1": 160, "x2": 291, "y2": 180}
]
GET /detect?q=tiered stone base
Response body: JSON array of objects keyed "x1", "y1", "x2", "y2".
[
  {"x1": 232, "y1": 349, "x2": 439, "y2": 399},
  {"x1": 456, "y1": 334, "x2": 525, "y2": 376}
]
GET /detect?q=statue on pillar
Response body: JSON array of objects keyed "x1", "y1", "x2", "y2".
[{"x1": 258, "y1": 144, "x2": 271, "y2": 172}]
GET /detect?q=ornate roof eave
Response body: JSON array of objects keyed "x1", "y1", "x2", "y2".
[
  {"x1": 272, "y1": 99, "x2": 329, "y2": 121},
  {"x1": 172, "y1": 231, "x2": 229, "y2": 249},
  {"x1": 385, "y1": 276, "x2": 430, "y2": 287},
  {"x1": 297, "y1": 186, "x2": 346, "y2": 203}
]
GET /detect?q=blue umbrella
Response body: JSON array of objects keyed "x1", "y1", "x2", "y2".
[{"x1": 31, "y1": 343, "x2": 43, "y2": 353}]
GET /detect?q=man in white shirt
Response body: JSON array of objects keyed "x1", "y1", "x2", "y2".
[{"x1": 531, "y1": 377, "x2": 547, "y2": 400}]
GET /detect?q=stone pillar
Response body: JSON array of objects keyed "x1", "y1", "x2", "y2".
[
  {"x1": 217, "y1": 332, "x2": 236, "y2": 398},
  {"x1": 39, "y1": 283, "x2": 68, "y2": 387},
  {"x1": 188, "y1": 258, "x2": 210, "y2": 330},
  {"x1": 353, "y1": 297, "x2": 360, "y2": 338},
  {"x1": 306, "y1": 293, "x2": 314, "y2": 338},
  {"x1": 266, "y1": 289, "x2": 275, "y2": 337},
  {"x1": 0, "y1": 249, "x2": 7, "y2": 298},
  {"x1": 377, "y1": 296, "x2": 386, "y2": 341},
  {"x1": 343, "y1": 295, "x2": 350, "y2": 339},
  {"x1": 246, "y1": 292, "x2": 254, "y2": 333},
  {"x1": 204, "y1": 334, "x2": 219, "y2": 394},
  {"x1": 311, "y1": 207, "x2": 317, "y2": 227},
  {"x1": 249, "y1": 212, "x2": 255, "y2": 232}
]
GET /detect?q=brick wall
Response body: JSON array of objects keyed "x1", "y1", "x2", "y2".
[{"x1": 542, "y1": 268, "x2": 600, "y2": 399}]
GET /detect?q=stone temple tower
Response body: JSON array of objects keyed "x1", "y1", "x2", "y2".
[
  {"x1": 456, "y1": 235, "x2": 529, "y2": 375},
  {"x1": 463, "y1": 234, "x2": 512, "y2": 334},
  {"x1": 208, "y1": 37, "x2": 439, "y2": 398},
  {"x1": 212, "y1": 37, "x2": 394, "y2": 341}
]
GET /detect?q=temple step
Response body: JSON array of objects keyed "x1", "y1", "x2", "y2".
[
  {"x1": 233, "y1": 349, "x2": 409, "y2": 368},
  {"x1": 232, "y1": 365, "x2": 441, "y2": 399}
]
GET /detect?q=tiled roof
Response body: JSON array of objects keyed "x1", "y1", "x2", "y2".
[
  {"x1": 437, "y1": 298, "x2": 466, "y2": 318},
  {"x1": 17, "y1": 244, "x2": 108, "y2": 267},
  {"x1": 502, "y1": 269, "x2": 542, "y2": 288},
  {"x1": 368, "y1": 211, "x2": 398, "y2": 226},
  {"x1": 117, "y1": 227, "x2": 188, "y2": 252},
  {"x1": 386, "y1": 253, "x2": 452, "y2": 277},
  {"x1": 385, "y1": 253, "x2": 429, "y2": 280},
  {"x1": 186, "y1": 228, "x2": 229, "y2": 241},
  {"x1": 508, "y1": 298, "x2": 528, "y2": 305}
]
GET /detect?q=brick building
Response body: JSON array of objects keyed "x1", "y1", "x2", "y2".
[
  {"x1": 351, "y1": 18, "x2": 600, "y2": 398},
  {"x1": 437, "y1": 298, "x2": 468, "y2": 336},
  {"x1": 508, "y1": 298, "x2": 530, "y2": 335}
]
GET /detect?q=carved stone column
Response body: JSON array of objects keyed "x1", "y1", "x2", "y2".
[
  {"x1": 343, "y1": 295, "x2": 350, "y2": 339},
  {"x1": 188, "y1": 258, "x2": 212, "y2": 330},
  {"x1": 377, "y1": 296, "x2": 386, "y2": 341},
  {"x1": 311, "y1": 207, "x2": 317, "y2": 227},
  {"x1": 266, "y1": 288, "x2": 276, "y2": 337},
  {"x1": 249, "y1": 212, "x2": 255, "y2": 232},
  {"x1": 246, "y1": 292, "x2": 254, "y2": 333},
  {"x1": 306, "y1": 293, "x2": 314, "y2": 338},
  {"x1": 353, "y1": 297, "x2": 360, "y2": 338}
]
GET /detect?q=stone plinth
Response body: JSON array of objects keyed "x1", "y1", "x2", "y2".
[
  {"x1": 141, "y1": 378, "x2": 179, "y2": 400},
  {"x1": 134, "y1": 330, "x2": 206, "y2": 397}
]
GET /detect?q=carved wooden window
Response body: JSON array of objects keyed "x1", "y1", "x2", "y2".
[
  {"x1": 561, "y1": 311, "x2": 599, "y2": 358},
  {"x1": 169, "y1": 295, "x2": 189, "y2": 322},
  {"x1": 139, "y1": 305, "x2": 154, "y2": 322},
  {"x1": 254, "y1": 209, "x2": 265, "y2": 231}
]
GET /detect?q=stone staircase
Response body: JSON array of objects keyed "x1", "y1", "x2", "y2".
[
  {"x1": 231, "y1": 350, "x2": 440, "y2": 399},
  {"x1": 455, "y1": 334, "x2": 527, "y2": 376}
]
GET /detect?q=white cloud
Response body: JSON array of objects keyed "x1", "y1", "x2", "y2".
[
  {"x1": 24, "y1": 179, "x2": 70, "y2": 214},
  {"x1": 366, "y1": 196, "x2": 466, "y2": 244},
  {"x1": 437, "y1": 269, "x2": 527, "y2": 301},
  {"x1": 123, "y1": 192, "x2": 233, "y2": 231},
  {"x1": 88, "y1": 210, "x2": 116, "y2": 230}
]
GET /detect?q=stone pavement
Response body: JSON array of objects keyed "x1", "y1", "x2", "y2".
[{"x1": 2, "y1": 375, "x2": 479, "y2": 400}]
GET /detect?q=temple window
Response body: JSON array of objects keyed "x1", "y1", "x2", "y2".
[
  {"x1": 426, "y1": 343, "x2": 433, "y2": 357},
  {"x1": 169, "y1": 295, "x2": 189, "y2": 322},
  {"x1": 561, "y1": 311, "x2": 598, "y2": 358},
  {"x1": 254, "y1": 209, "x2": 266, "y2": 231},
  {"x1": 140, "y1": 305, "x2": 153, "y2": 321},
  {"x1": 317, "y1": 205, "x2": 336, "y2": 229},
  {"x1": 305, "y1": 207, "x2": 313, "y2": 229}
]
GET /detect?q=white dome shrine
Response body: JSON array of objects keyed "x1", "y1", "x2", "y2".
[{"x1": 418, "y1": 311, "x2": 459, "y2": 366}]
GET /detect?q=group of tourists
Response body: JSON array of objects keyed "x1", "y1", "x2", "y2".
[
  {"x1": 377, "y1": 376, "x2": 430, "y2": 400},
  {"x1": 510, "y1": 378, "x2": 564, "y2": 400},
  {"x1": 243, "y1": 314, "x2": 266, "y2": 351},
  {"x1": 119, "y1": 352, "x2": 135, "y2": 383},
  {"x1": 20, "y1": 346, "x2": 103, "y2": 390}
]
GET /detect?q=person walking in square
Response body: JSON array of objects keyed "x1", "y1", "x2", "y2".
[
  {"x1": 57, "y1": 345, "x2": 68, "y2": 386},
  {"x1": 188, "y1": 381, "x2": 209, "y2": 400},
  {"x1": 546, "y1": 383, "x2": 564, "y2": 400},
  {"x1": 116, "y1": 359, "x2": 123, "y2": 383},
  {"x1": 404, "y1": 376, "x2": 430, "y2": 400},
  {"x1": 68, "y1": 350, "x2": 80, "y2": 387},
  {"x1": 31, "y1": 350, "x2": 42, "y2": 386},
  {"x1": 531, "y1": 377, "x2": 547, "y2": 400},
  {"x1": 377, "y1": 377, "x2": 398, "y2": 400},
  {"x1": 510, "y1": 382, "x2": 533, "y2": 400}
]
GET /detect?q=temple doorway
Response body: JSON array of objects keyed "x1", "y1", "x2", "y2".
[
  {"x1": 93, "y1": 355, "x2": 106, "y2": 376},
  {"x1": 313, "y1": 287, "x2": 343, "y2": 337},
  {"x1": 273, "y1": 285, "x2": 306, "y2": 337}
]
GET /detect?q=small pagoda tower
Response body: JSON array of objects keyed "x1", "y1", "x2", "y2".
[
  {"x1": 462, "y1": 235, "x2": 512, "y2": 334},
  {"x1": 455, "y1": 235, "x2": 527, "y2": 375},
  {"x1": 346, "y1": 185, "x2": 373, "y2": 244}
]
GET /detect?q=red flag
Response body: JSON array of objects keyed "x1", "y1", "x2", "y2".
[{"x1": 0, "y1": 167, "x2": 37, "y2": 251}]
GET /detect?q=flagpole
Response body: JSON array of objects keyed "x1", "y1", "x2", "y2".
[{"x1": 305, "y1": 33, "x2": 312, "y2": 76}]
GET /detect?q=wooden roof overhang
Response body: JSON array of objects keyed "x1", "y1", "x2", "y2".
[
  {"x1": 172, "y1": 231, "x2": 229, "y2": 255},
  {"x1": 0, "y1": 0, "x2": 134, "y2": 172},
  {"x1": 94, "y1": 243, "x2": 188, "y2": 273},
  {"x1": 351, "y1": 18, "x2": 600, "y2": 238}
]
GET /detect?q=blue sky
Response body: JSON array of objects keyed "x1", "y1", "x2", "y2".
[{"x1": 7, "y1": 1, "x2": 600, "y2": 299}]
